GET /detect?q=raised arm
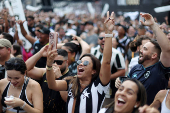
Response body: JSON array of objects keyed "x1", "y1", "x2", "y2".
[
  {"x1": 17, "y1": 20, "x2": 36, "y2": 44},
  {"x1": 46, "y1": 45, "x2": 68, "y2": 91},
  {"x1": 140, "y1": 13, "x2": 170, "y2": 67},
  {"x1": 25, "y1": 46, "x2": 48, "y2": 80},
  {"x1": 72, "y1": 35, "x2": 91, "y2": 58},
  {"x1": 4, "y1": 11, "x2": 9, "y2": 33},
  {"x1": 99, "y1": 11, "x2": 114, "y2": 85},
  {"x1": 14, "y1": 25, "x2": 23, "y2": 46}
]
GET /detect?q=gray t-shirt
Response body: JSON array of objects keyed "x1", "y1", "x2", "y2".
[{"x1": 84, "y1": 34, "x2": 98, "y2": 47}]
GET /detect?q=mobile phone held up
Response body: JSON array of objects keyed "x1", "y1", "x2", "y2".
[{"x1": 49, "y1": 32, "x2": 58, "y2": 50}]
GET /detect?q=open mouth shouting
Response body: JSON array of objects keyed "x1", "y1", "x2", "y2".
[
  {"x1": 78, "y1": 67, "x2": 84, "y2": 74},
  {"x1": 117, "y1": 97, "x2": 126, "y2": 106}
]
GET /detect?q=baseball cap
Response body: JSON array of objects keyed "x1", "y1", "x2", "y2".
[
  {"x1": 38, "y1": 27, "x2": 50, "y2": 35},
  {"x1": 0, "y1": 39, "x2": 12, "y2": 48}
]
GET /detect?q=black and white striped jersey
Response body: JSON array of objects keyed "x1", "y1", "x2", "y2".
[
  {"x1": 91, "y1": 46, "x2": 125, "y2": 98},
  {"x1": 91, "y1": 46, "x2": 125, "y2": 72},
  {"x1": 66, "y1": 77, "x2": 110, "y2": 113},
  {"x1": 117, "y1": 36, "x2": 131, "y2": 47}
]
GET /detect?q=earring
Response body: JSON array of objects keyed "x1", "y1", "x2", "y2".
[{"x1": 134, "y1": 105, "x2": 137, "y2": 108}]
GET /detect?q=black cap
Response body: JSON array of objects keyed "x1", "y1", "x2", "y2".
[
  {"x1": 38, "y1": 27, "x2": 50, "y2": 35},
  {"x1": 85, "y1": 21, "x2": 93, "y2": 26}
]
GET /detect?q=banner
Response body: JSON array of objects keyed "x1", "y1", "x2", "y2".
[
  {"x1": 87, "y1": 2, "x2": 95, "y2": 18},
  {"x1": 101, "y1": 3, "x2": 109, "y2": 18},
  {"x1": 4, "y1": 1, "x2": 14, "y2": 16},
  {"x1": 10, "y1": 0, "x2": 32, "y2": 50},
  {"x1": 154, "y1": 5, "x2": 170, "y2": 13}
]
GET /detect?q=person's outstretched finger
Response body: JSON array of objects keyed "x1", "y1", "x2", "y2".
[
  {"x1": 110, "y1": 12, "x2": 114, "y2": 19},
  {"x1": 107, "y1": 11, "x2": 109, "y2": 20}
]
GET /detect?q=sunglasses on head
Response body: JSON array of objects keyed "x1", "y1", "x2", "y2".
[
  {"x1": 99, "y1": 37, "x2": 105, "y2": 40},
  {"x1": 53, "y1": 60, "x2": 65, "y2": 65},
  {"x1": 77, "y1": 60, "x2": 89, "y2": 66}
]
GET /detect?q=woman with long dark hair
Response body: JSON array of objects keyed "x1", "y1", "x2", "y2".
[{"x1": 46, "y1": 11, "x2": 114, "y2": 113}]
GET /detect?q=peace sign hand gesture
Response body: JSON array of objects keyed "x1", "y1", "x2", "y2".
[{"x1": 104, "y1": 11, "x2": 115, "y2": 34}]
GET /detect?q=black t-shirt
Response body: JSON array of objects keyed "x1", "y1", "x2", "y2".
[
  {"x1": 40, "y1": 70, "x2": 74, "y2": 113},
  {"x1": 33, "y1": 40, "x2": 46, "y2": 68},
  {"x1": 0, "y1": 65, "x2": 5, "y2": 80},
  {"x1": 28, "y1": 25, "x2": 36, "y2": 37},
  {"x1": 128, "y1": 61, "x2": 170, "y2": 105}
]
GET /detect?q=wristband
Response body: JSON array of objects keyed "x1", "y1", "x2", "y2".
[
  {"x1": 105, "y1": 34, "x2": 113, "y2": 38},
  {"x1": 21, "y1": 101, "x2": 26, "y2": 109},
  {"x1": 46, "y1": 65, "x2": 52, "y2": 71}
]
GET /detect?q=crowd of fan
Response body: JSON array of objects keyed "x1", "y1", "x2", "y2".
[{"x1": 0, "y1": 8, "x2": 170, "y2": 113}]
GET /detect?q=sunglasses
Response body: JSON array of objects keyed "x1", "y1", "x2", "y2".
[
  {"x1": 53, "y1": 60, "x2": 66, "y2": 65},
  {"x1": 77, "y1": 60, "x2": 89, "y2": 66},
  {"x1": 99, "y1": 37, "x2": 105, "y2": 40}
]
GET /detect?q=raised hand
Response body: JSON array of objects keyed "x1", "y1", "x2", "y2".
[
  {"x1": 53, "y1": 64, "x2": 62, "y2": 78},
  {"x1": 104, "y1": 11, "x2": 115, "y2": 34},
  {"x1": 16, "y1": 20, "x2": 25, "y2": 26},
  {"x1": 46, "y1": 44, "x2": 58, "y2": 66},
  {"x1": 39, "y1": 45, "x2": 49, "y2": 57},
  {"x1": 140, "y1": 13, "x2": 155, "y2": 27}
]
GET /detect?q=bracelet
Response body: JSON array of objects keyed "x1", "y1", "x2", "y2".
[
  {"x1": 105, "y1": 34, "x2": 113, "y2": 37},
  {"x1": 46, "y1": 65, "x2": 53, "y2": 71},
  {"x1": 20, "y1": 101, "x2": 26, "y2": 109}
]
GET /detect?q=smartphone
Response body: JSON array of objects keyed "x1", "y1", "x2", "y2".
[
  {"x1": 49, "y1": 32, "x2": 58, "y2": 50},
  {"x1": 119, "y1": 76, "x2": 127, "y2": 83}
]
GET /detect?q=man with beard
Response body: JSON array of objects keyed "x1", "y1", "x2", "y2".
[
  {"x1": 127, "y1": 13, "x2": 170, "y2": 105},
  {"x1": 26, "y1": 47, "x2": 74, "y2": 113},
  {"x1": 91, "y1": 32, "x2": 125, "y2": 105}
]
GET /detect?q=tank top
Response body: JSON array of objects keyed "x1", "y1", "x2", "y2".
[
  {"x1": 1, "y1": 82, "x2": 33, "y2": 112},
  {"x1": 161, "y1": 90, "x2": 170, "y2": 113}
]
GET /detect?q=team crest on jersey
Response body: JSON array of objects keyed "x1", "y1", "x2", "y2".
[
  {"x1": 144, "y1": 71, "x2": 150, "y2": 79},
  {"x1": 132, "y1": 74, "x2": 137, "y2": 78},
  {"x1": 82, "y1": 88, "x2": 90, "y2": 99},
  {"x1": 68, "y1": 89, "x2": 73, "y2": 97}
]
